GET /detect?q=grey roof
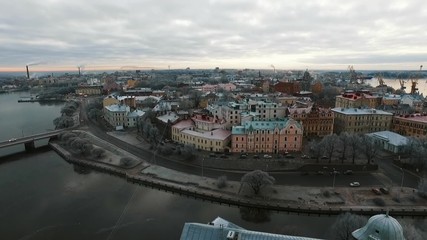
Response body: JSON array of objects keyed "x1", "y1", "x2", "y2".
[
  {"x1": 331, "y1": 107, "x2": 392, "y2": 116},
  {"x1": 180, "y1": 217, "x2": 322, "y2": 240},
  {"x1": 231, "y1": 119, "x2": 302, "y2": 134},
  {"x1": 352, "y1": 214, "x2": 405, "y2": 240},
  {"x1": 366, "y1": 131, "x2": 408, "y2": 146}
]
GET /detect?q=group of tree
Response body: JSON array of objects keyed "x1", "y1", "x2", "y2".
[
  {"x1": 86, "y1": 98, "x2": 103, "y2": 120},
  {"x1": 138, "y1": 118, "x2": 162, "y2": 147},
  {"x1": 37, "y1": 87, "x2": 76, "y2": 100},
  {"x1": 53, "y1": 101, "x2": 80, "y2": 129},
  {"x1": 402, "y1": 137, "x2": 427, "y2": 173},
  {"x1": 156, "y1": 144, "x2": 195, "y2": 161},
  {"x1": 308, "y1": 133, "x2": 380, "y2": 164},
  {"x1": 59, "y1": 132, "x2": 105, "y2": 159}
]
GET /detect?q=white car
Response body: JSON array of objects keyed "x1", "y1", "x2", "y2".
[
  {"x1": 263, "y1": 154, "x2": 272, "y2": 159},
  {"x1": 350, "y1": 182, "x2": 360, "y2": 187},
  {"x1": 8, "y1": 138, "x2": 17, "y2": 142}
]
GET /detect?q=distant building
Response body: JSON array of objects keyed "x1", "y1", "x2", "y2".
[
  {"x1": 392, "y1": 113, "x2": 427, "y2": 138},
  {"x1": 273, "y1": 81, "x2": 301, "y2": 95},
  {"x1": 231, "y1": 118, "x2": 303, "y2": 154},
  {"x1": 331, "y1": 107, "x2": 393, "y2": 134},
  {"x1": 76, "y1": 85, "x2": 103, "y2": 95},
  {"x1": 335, "y1": 91, "x2": 381, "y2": 109},
  {"x1": 180, "y1": 217, "x2": 321, "y2": 240}
]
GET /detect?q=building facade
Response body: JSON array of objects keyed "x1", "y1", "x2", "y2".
[
  {"x1": 231, "y1": 119, "x2": 303, "y2": 154},
  {"x1": 289, "y1": 105, "x2": 334, "y2": 137},
  {"x1": 76, "y1": 85, "x2": 103, "y2": 95},
  {"x1": 335, "y1": 92, "x2": 381, "y2": 109},
  {"x1": 331, "y1": 107, "x2": 393, "y2": 134},
  {"x1": 392, "y1": 114, "x2": 427, "y2": 138},
  {"x1": 171, "y1": 119, "x2": 231, "y2": 152}
]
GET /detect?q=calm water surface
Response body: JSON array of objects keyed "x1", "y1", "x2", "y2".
[{"x1": 0, "y1": 92, "x2": 336, "y2": 240}]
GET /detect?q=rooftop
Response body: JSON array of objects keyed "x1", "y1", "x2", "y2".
[
  {"x1": 181, "y1": 128, "x2": 231, "y2": 140},
  {"x1": 366, "y1": 131, "x2": 408, "y2": 146},
  {"x1": 393, "y1": 113, "x2": 427, "y2": 123},
  {"x1": 105, "y1": 104, "x2": 129, "y2": 112},
  {"x1": 232, "y1": 119, "x2": 302, "y2": 134},
  {"x1": 331, "y1": 107, "x2": 392, "y2": 116},
  {"x1": 180, "y1": 217, "x2": 321, "y2": 240}
]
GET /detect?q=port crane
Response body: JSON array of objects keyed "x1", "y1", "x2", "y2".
[
  {"x1": 377, "y1": 74, "x2": 386, "y2": 87},
  {"x1": 410, "y1": 65, "x2": 423, "y2": 95},
  {"x1": 398, "y1": 76, "x2": 406, "y2": 91}
]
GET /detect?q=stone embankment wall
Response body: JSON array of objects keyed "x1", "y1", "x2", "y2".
[{"x1": 49, "y1": 143, "x2": 427, "y2": 217}]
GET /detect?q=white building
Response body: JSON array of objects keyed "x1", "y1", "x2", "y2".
[
  {"x1": 366, "y1": 131, "x2": 408, "y2": 153},
  {"x1": 104, "y1": 104, "x2": 144, "y2": 129}
]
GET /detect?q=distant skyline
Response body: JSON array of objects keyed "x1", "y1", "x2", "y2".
[{"x1": 1, "y1": 0, "x2": 426, "y2": 72}]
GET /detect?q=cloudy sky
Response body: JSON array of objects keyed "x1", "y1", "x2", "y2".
[{"x1": 1, "y1": 0, "x2": 426, "y2": 72}]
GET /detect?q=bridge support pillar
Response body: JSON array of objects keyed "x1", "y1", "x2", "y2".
[{"x1": 24, "y1": 141, "x2": 36, "y2": 152}]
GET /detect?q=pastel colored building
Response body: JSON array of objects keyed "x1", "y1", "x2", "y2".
[
  {"x1": 171, "y1": 119, "x2": 231, "y2": 152},
  {"x1": 231, "y1": 119, "x2": 303, "y2": 154}
]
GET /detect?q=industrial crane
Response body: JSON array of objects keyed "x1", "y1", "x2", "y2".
[
  {"x1": 348, "y1": 65, "x2": 358, "y2": 84},
  {"x1": 398, "y1": 76, "x2": 406, "y2": 91},
  {"x1": 410, "y1": 65, "x2": 423, "y2": 95},
  {"x1": 377, "y1": 74, "x2": 385, "y2": 87}
]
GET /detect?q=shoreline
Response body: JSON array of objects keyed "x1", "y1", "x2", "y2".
[{"x1": 49, "y1": 142, "x2": 427, "y2": 217}]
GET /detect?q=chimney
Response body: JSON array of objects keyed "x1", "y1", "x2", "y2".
[{"x1": 26, "y1": 65, "x2": 30, "y2": 79}]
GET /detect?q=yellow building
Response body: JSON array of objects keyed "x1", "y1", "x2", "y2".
[
  {"x1": 392, "y1": 114, "x2": 427, "y2": 138},
  {"x1": 331, "y1": 107, "x2": 393, "y2": 134},
  {"x1": 103, "y1": 95, "x2": 120, "y2": 107},
  {"x1": 171, "y1": 119, "x2": 231, "y2": 152},
  {"x1": 75, "y1": 85, "x2": 103, "y2": 95}
]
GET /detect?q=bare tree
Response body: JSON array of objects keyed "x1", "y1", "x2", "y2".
[
  {"x1": 329, "y1": 212, "x2": 367, "y2": 240},
  {"x1": 321, "y1": 134, "x2": 339, "y2": 163},
  {"x1": 418, "y1": 178, "x2": 427, "y2": 199},
  {"x1": 403, "y1": 137, "x2": 427, "y2": 169},
  {"x1": 216, "y1": 175, "x2": 228, "y2": 189},
  {"x1": 308, "y1": 139, "x2": 323, "y2": 163},
  {"x1": 189, "y1": 90, "x2": 202, "y2": 108},
  {"x1": 360, "y1": 135, "x2": 380, "y2": 164},
  {"x1": 240, "y1": 170, "x2": 275, "y2": 195},
  {"x1": 149, "y1": 127, "x2": 161, "y2": 146},
  {"x1": 339, "y1": 132, "x2": 350, "y2": 163},
  {"x1": 120, "y1": 157, "x2": 134, "y2": 167},
  {"x1": 91, "y1": 148, "x2": 106, "y2": 159},
  {"x1": 401, "y1": 221, "x2": 425, "y2": 240},
  {"x1": 348, "y1": 134, "x2": 361, "y2": 164},
  {"x1": 180, "y1": 145, "x2": 195, "y2": 161}
]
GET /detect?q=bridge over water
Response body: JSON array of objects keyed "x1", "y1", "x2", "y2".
[{"x1": 0, "y1": 129, "x2": 65, "y2": 152}]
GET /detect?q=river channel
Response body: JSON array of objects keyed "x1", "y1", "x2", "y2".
[{"x1": 0, "y1": 92, "x2": 336, "y2": 239}]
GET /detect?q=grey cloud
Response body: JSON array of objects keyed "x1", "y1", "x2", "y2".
[{"x1": 0, "y1": 0, "x2": 426, "y2": 70}]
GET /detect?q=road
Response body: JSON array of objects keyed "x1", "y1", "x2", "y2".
[{"x1": 79, "y1": 97, "x2": 420, "y2": 189}]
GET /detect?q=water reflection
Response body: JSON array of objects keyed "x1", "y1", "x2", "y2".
[
  {"x1": 73, "y1": 164, "x2": 92, "y2": 174},
  {"x1": 239, "y1": 207, "x2": 271, "y2": 223}
]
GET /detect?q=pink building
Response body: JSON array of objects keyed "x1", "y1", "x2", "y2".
[{"x1": 231, "y1": 119, "x2": 303, "y2": 154}]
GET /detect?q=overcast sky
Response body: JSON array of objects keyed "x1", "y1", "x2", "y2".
[{"x1": 1, "y1": 0, "x2": 426, "y2": 71}]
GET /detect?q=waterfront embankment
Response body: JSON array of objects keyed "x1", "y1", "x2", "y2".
[{"x1": 49, "y1": 138, "x2": 427, "y2": 217}]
